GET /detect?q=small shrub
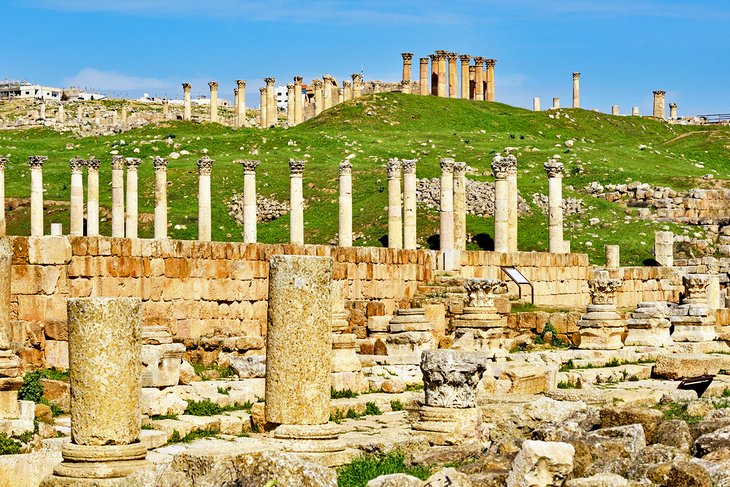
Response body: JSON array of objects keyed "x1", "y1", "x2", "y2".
[
  {"x1": 337, "y1": 452, "x2": 431, "y2": 487},
  {"x1": 557, "y1": 381, "x2": 578, "y2": 389},
  {"x1": 331, "y1": 389, "x2": 359, "y2": 399},
  {"x1": 185, "y1": 399, "x2": 222, "y2": 416},
  {"x1": 18, "y1": 371, "x2": 44, "y2": 403},
  {"x1": 217, "y1": 386, "x2": 230, "y2": 396},
  {"x1": 390, "y1": 400, "x2": 404, "y2": 411},
  {"x1": 141, "y1": 424, "x2": 155, "y2": 430},
  {"x1": 330, "y1": 409, "x2": 345, "y2": 424},
  {"x1": 150, "y1": 414, "x2": 179, "y2": 421},
  {"x1": 365, "y1": 402, "x2": 382, "y2": 416},
  {"x1": 559, "y1": 359, "x2": 575, "y2": 372},
  {"x1": 722, "y1": 388, "x2": 730, "y2": 398},
  {"x1": 167, "y1": 430, "x2": 182, "y2": 444},
  {"x1": 405, "y1": 384, "x2": 423, "y2": 392},
  {"x1": 0, "y1": 433, "x2": 22, "y2": 455},
  {"x1": 345, "y1": 408, "x2": 359, "y2": 420}
]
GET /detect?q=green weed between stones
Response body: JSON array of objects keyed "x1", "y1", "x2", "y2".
[{"x1": 337, "y1": 452, "x2": 431, "y2": 487}]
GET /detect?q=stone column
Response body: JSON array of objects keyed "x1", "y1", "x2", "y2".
[
  {"x1": 322, "y1": 76, "x2": 333, "y2": 111},
  {"x1": 289, "y1": 160, "x2": 305, "y2": 245},
  {"x1": 672, "y1": 274, "x2": 718, "y2": 342},
  {"x1": 45, "y1": 297, "x2": 146, "y2": 484},
  {"x1": 400, "y1": 80, "x2": 411, "y2": 95},
  {"x1": 265, "y1": 77, "x2": 276, "y2": 127},
  {"x1": 439, "y1": 158, "x2": 455, "y2": 251},
  {"x1": 544, "y1": 158, "x2": 565, "y2": 253},
  {"x1": 572, "y1": 72, "x2": 580, "y2": 109},
  {"x1": 491, "y1": 155, "x2": 510, "y2": 253},
  {"x1": 401, "y1": 52, "x2": 413, "y2": 82},
  {"x1": 452, "y1": 278, "x2": 508, "y2": 352},
  {"x1": 265, "y1": 255, "x2": 333, "y2": 426},
  {"x1": 161, "y1": 99, "x2": 169, "y2": 120},
  {"x1": 553, "y1": 97, "x2": 560, "y2": 109},
  {"x1": 506, "y1": 156, "x2": 519, "y2": 252},
  {"x1": 436, "y1": 50, "x2": 448, "y2": 97},
  {"x1": 208, "y1": 81, "x2": 219, "y2": 123},
  {"x1": 473, "y1": 57, "x2": 485, "y2": 101},
  {"x1": 453, "y1": 162, "x2": 467, "y2": 250},
  {"x1": 125, "y1": 157, "x2": 140, "y2": 239},
  {"x1": 111, "y1": 155, "x2": 125, "y2": 238},
  {"x1": 343, "y1": 81, "x2": 352, "y2": 101},
  {"x1": 632, "y1": 107, "x2": 640, "y2": 116},
  {"x1": 459, "y1": 55, "x2": 470, "y2": 99},
  {"x1": 605, "y1": 245, "x2": 620, "y2": 268},
  {"x1": 386, "y1": 159, "x2": 403, "y2": 249},
  {"x1": 486, "y1": 59, "x2": 496, "y2": 102},
  {"x1": 352, "y1": 74, "x2": 363, "y2": 99},
  {"x1": 654, "y1": 231, "x2": 673, "y2": 267},
  {"x1": 0, "y1": 158, "x2": 7, "y2": 236},
  {"x1": 69, "y1": 157, "x2": 85, "y2": 236},
  {"x1": 533, "y1": 97, "x2": 541, "y2": 111},
  {"x1": 578, "y1": 271, "x2": 624, "y2": 349},
  {"x1": 239, "y1": 159, "x2": 259, "y2": 243},
  {"x1": 447, "y1": 53, "x2": 458, "y2": 98},
  {"x1": 669, "y1": 103, "x2": 677, "y2": 119},
  {"x1": 86, "y1": 157, "x2": 101, "y2": 236},
  {"x1": 625, "y1": 302, "x2": 672, "y2": 347},
  {"x1": 652, "y1": 90, "x2": 666, "y2": 119},
  {"x1": 120, "y1": 106, "x2": 127, "y2": 127},
  {"x1": 182, "y1": 83, "x2": 192, "y2": 120},
  {"x1": 286, "y1": 84, "x2": 296, "y2": 126},
  {"x1": 337, "y1": 87, "x2": 344, "y2": 104},
  {"x1": 338, "y1": 160, "x2": 353, "y2": 247},
  {"x1": 468, "y1": 66, "x2": 476, "y2": 99},
  {"x1": 56, "y1": 104, "x2": 65, "y2": 123},
  {"x1": 0, "y1": 238, "x2": 19, "y2": 377},
  {"x1": 707, "y1": 258, "x2": 721, "y2": 311},
  {"x1": 313, "y1": 79, "x2": 323, "y2": 116},
  {"x1": 197, "y1": 156, "x2": 213, "y2": 242},
  {"x1": 29, "y1": 156, "x2": 47, "y2": 237},
  {"x1": 236, "y1": 79, "x2": 247, "y2": 128},
  {"x1": 294, "y1": 76, "x2": 304, "y2": 124},
  {"x1": 611, "y1": 105, "x2": 619, "y2": 115},
  {"x1": 419, "y1": 57, "x2": 429, "y2": 96},
  {"x1": 403, "y1": 159, "x2": 418, "y2": 250},
  {"x1": 153, "y1": 157, "x2": 168, "y2": 240},
  {"x1": 259, "y1": 87, "x2": 268, "y2": 128},
  {"x1": 430, "y1": 54, "x2": 439, "y2": 96},
  {"x1": 39, "y1": 102, "x2": 46, "y2": 120},
  {"x1": 76, "y1": 105, "x2": 83, "y2": 123}
]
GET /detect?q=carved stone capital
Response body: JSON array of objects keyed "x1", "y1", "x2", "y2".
[
  {"x1": 669, "y1": 103, "x2": 677, "y2": 108},
  {"x1": 420, "y1": 57, "x2": 429, "y2": 65},
  {"x1": 208, "y1": 81, "x2": 219, "y2": 90},
  {"x1": 197, "y1": 156, "x2": 214, "y2": 176},
  {"x1": 491, "y1": 154, "x2": 517, "y2": 179},
  {"x1": 459, "y1": 54, "x2": 471, "y2": 63},
  {"x1": 435, "y1": 49, "x2": 448, "y2": 59},
  {"x1": 69, "y1": 157, "x2": 85, "y2": 173},
  {"x1": 264, "y1": 77, "x2": 275, "y2": 86},
  {"x1": 343, "y1": 81, "x2": 352, "y2": 88},
  {"x1": 486, "y1": 58, "x2": 497, "y2": 68},
  {"x1": 236, "y1": 79, "x2": 246, "y2": 88},
  {"x1": 452, "y1": 161, "x2": 466, "y2": 177},
  {"x1": 312, "y1": 79, "x2": 323, "y2": 88},
  {"x1": 351, "y1": 74, "x2": 362, "y2": 83},
  {"x1": 294, "y1": 76, "x2": 303, "y2": 84},
  {"x1": 682, "y1": 274, "x2": 709, "y2": 303},
  {"x1": 339, "y1": 160, "x2": 352, "y2": 175},
  {"x1": 440, "y1": 157, "x2": 455, "y2": 173},
  {"x1": 0, "y1": 157, "x2": 8, "y2": 170},
  {"x1": 125, "y1": 157, "x2": 141, "y2": 171},
  {"x1": 259, "y1": 87, "x2": 267, "y2": 94},
  {"x1": 421, "y1": 350, "x2": 489, "y2": 408},
  {"x1": 473, "y1": 56, "x2": 486, "y2": 66},
  {"x1": 572, "y1": 72, "x2": 580, "y2": 80},
  {"x1": 402, "y1": 159, "x2": 417, "y2": 175},
  {"x1": 447, "y1": 52, "x2": 458, "y2": 61},
  {"x1": 182, "y1": 83, "x2": 191, "y2": 91},
  {"x1": 464, "y1": 278, "x2": 507, "y2": 308},
  {"x1": 289, "y1": 159, "x2": 305, "y2": 175},
  {"x1": 286, "y1": 83, "x2": 295, "y2": 90},
  {"x1": 401, "y1": 52, "x2": 414, "y2": 62},
  {"x1": 386, "y1": 158, "x2": 401, "y2": 179},
  {"x1": 238, "y1": 159, "x2": 260, "y2": 173},
  {"x1": 588, "y1": 270, "x2": 623, "y2": 305},
  {"x1": 153, "y1": 157, "x2": 168, "y2": 171},
  {"x1": 544, "y1": 159, "x2": 564, "y2": 178},
  {"x1": 111, "y1": 155, "x2": 124, "y2": 171},
  {"x1": 28, "y1": 155, "x2": 47, "y2": 170},
  {"x1": 653, "y1": 90, "x2": 666, "y2": 96}
]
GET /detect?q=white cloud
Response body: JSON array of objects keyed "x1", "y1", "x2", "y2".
[{"x1": 64, "y1": 68, "x2": 171, "y2": 91}]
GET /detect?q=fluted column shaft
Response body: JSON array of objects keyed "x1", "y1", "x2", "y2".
[
  {"x1": 182, "y1": 83, "x2": 192, "y2": 120},
  {"x1": 197, "y1": 156, "x2": 213, "y2": 242},
  {"x1": 545, "y1": 160, "x2": 565, "y2": 253},
  {"x1": 486, "y1": 59, "x2": 496, "y2": 102},
  {"x1": 401, "y1": 53, "x2": 413, "y2": 82},
  {"x1": 453, "y1": 162, "x2": 466, "y2": 250},
  {"x1": 235, "y1": 80, "x2": 246, "y2": 128},
  {"x1": 419, "y1": 58, "x2": 429, "y2": 96},
  {"x1": 208, "y1": 82, "x2": 219, "y2": 123},
  {"x1": 69, "y1": 158, "x2": 85, "y2": 236},
  {"x1": 153, "y1": 157, "x2": 168, "y2": 239},
  {"x1": 29, "y1": 156, "x2": 47, "y2": 236},
  {"x1": 439, "y1": 158, "x2": 455, "y2": 251},
  {"x1": 492, "y1": 155, "x2": 515, "y2": 253},
  {"x1": 111, "y1": 156, "x2": 125, "y2": 237},
  {"x1": 286, "y1": 84, "x2": 295, "y2": 126},
  {"x1": 459, "y1": 55, "x2": 470, "y2": 99},
  {"x1": 0, "y1": 159, "x2": 6, "y2": 236},
  {"x1": 240, "y1": 160, "x2": 259, "y2": 243},
  {"x1": 507, "y1": 167, "x2": 518, "y2": 252},
  {"x1": 265, "y1": 78, "x2": 276, "y2": 127},
  {"x1": 338, "y1": 161, "x2": 353, "y2": 247},
  {"x1": 437, "y1": 51, "x2": 448, "y2": 97},
  {"x1": 533, "y1": 97, "x2": 541, "y2": 111},
  {"x1": 403, "y1": 159, "x2": 417, "y2": 250},
  {"x1": 572, "y1": 72, "x2": 580, "y2": 109},
  {"x1": 294, "y1": 77, "x2": 304, "y2": 124},
  {"x1": 259, "y1": 88, "x2": 267, "y2": 128},
  {"x1": 314, "y1": 80, "x2": 323, "y2": 116},
  {"x1": 653, "y1": 91, "x2": 666, "y2": 119},
  {"x1": 387, "y1": 159, "x2": 403, "y2": 249},
  {"x1": 323, "y1": 77, "x2": 333, "y2": 111},
  {"x1": 125, "y1": 158, "x2": 140, "y2": 239},
  {"x1": 473, "y1": 58, "x2": 485, "y2": 101},
  {"x1": 289, "y1": 160, "x2": 305, "y2": 245},
  {"x1": 448, "y1": 53, "x2": 458, "y2": 98}
]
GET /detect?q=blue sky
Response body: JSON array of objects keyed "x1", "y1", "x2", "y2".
[{"x1": 4, "y1": 0, "x2": 730, "y2": 115}]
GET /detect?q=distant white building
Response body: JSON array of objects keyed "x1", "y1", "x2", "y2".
[
  {"x1": 275, "y1": 86, "x2": 288, "y2": 109},
  {"x1": 0, "y1": 81, "x2": 63, "y2": 100}
]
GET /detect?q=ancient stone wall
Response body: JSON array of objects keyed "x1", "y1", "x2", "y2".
[{"x1": 606, "y1": 266, "x2": 682, "y2": 308}]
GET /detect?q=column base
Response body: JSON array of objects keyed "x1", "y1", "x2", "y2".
[
  {"x1": 577, "y1": 324, "x2": 624, "y2": 350},
  {"x1": 412, "y1": 406, "x2": 485, "y2": 445},
  {"x1": 671, "y1": 324, "x2": 718, "y2": 343},
  {"x1": 624, "y1": 327, "x2": 672, "y2": 347},
  {"x1": 272, "y1": 423, "x2": 349, "y2": 467},
  {"x1": 43, "y1": 442, "x2": 148, "y2": 485}
]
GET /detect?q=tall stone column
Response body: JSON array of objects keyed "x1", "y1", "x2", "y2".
[
  {"x1": 572, "y1": 72, "x2": 580, "y2": 109},
  {"x1": 401, "y1": 52, "x2": 413, "y2": 82},
  {"x1": 506, "y1": 156, "x2": 518, "y2": 252},
  {"x1": 323, "y1": 76, "x2": 333, "y2": 111},
  {"x1": 56, "y1": 104, "x2": 65, "y2": 123},
  {"x1": 208, "y1": 81, "x2": 219, "y2": 123},
  {"x1": 343, "y1": 81, "x2": 352, "y2": 101},
  {"x1": 120, "y1": 106, "x2": 127, "y2": 127},
  {"x1": 459, "y1": 55, "x2": 470, "y2": 99},
  {"x1": 265, "y1": 255, "x2": 333, "y2": 426},
  {"x1": 352, "y1": 74, "x2": 363, "y2": 99},
  {"x1": 0, "y1": 158, "x2": 6, "y2": 236},
  {"x1": 436, "y1": 50, "x2": 448, "y2": 97},
  {"x1": 403, "y1": 159, "x2": 418, "y2": 250},
  {"x1": 338, "y1": 160, "x2": 353, "y2": 247},
  {"x1": 419, "y1": 57, "x2": 429, "y2": 96},
  {"x1": 182, "y1": 83, "x2": 192, "y2": 121},
  {"x1": 39, "y1": 102, "x2": 46, "y2": 120},
  {"x1": 486, "y1": 59, "x2": 496, "y2": 102},
  {"x1": 653, "y1": 90, "x2": 666, "y2": 119},
  {"x1": 197, "y1": 156, "x2": 213, "y2": 242},
  {"x1": 161, "y1": 99, "x2": 169, "y2": 120},
  {"x1": 111, "y1": 155, "x2": 125, "y2": 238},
  {"x1": 468, "y1": 66, "x2": 476, "y2": 99},
  {"x1": 337, "y1": 87, "x2": 344, "y2": 104},
  {"x1": 473, "y1": 57, "x2": 485, "y2": 101},
  {"x1": 286, "y1": 84, "x2": 296, "y2": 126},
  {"x1": 76, "y1": 105, "x2": 83, "y2": 123},
  {"x1": 259, "y1": 87, "x2": 267, "y2": 128},
  {"x1": 578, "y1": 271, "x2": 624, "y2": 349},
  {"x1": 239, "y1": 159, "x2": 259, "y2": 243},
  {"x1": 69, "y1": 157, "x2": 85, "y2": 236},
  {"x1": 605, "y1": 245, "x2": 620, "y2": 268},
  {"x1": 265, "y1": 77, "x2": 276, "y2": 127},
  {"x1": 533, "y1": 97, "x2": 541, "y2": 111},
  {"x1": 544, "y1": 158, "x2": 565, "y2": 253},
  {"x1": 612, "y1": 105, "x2": 619, "y2": 115},
  {"x1": 654, "y1": 231, "x2": 673, "y2": 267},
  {"x1": 289, "y1": 160, "x2": 305, "y2": 245},
  {"x1": 29, "y1": 156, "x2": 47, "y2": 237},
  {"x1": 672, "y1": 274, "x2": 718, "y2": 342},
  {"x1": 669, "y1": 103, "x2": 677, "y2": 119},
  {"x1": 125, "y1": 157, "x2": 141, "y2": 239},
  {"x1": 439, "y1": 158, "x2": 455, "y2": 251},
  {"x1": 387, "y1": 159, "x2": 403, "y2": 249},
  {"x1": 153, "y1": 157, "x2": 168, "y2": 240},
  {"x1": 553, "y1": 97, "x2": 560, "y2": 109},
  {"x1": 453, "y1": 162, "x2": 467, "y2": 250},
  {"x1": 447, "y1": 53, "x2": 458, "y2": 98},
  {"x1": 632, "y1": 107, "x2": 640, "y2": 116},
  {"x1": 44, "y1": 297, "x2": 146, "y2": 484},
  {"x1": 430, "y1": 54, "x2": 439, "y2": 96},
  {"x1": 235, "y1": 79, "x2": 247, "y2": 127},
  {"x1": 313, "y1": 79, "x2": 323, "y2": 116},
  {"x1": 491, "y1": 155, "x2": 510, "y2": 253},
  {"x1": 293, "y1": 76, "x2": 304, "y2": 124}
]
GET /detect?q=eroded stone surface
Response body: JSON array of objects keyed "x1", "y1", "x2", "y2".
[{"x1": 421, "y1": 350, "x2": 488, "y2": 408}]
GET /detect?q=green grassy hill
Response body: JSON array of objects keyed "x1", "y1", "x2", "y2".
[{"x1": 1, "y1": 93, "x2": 729, "y2": 266}]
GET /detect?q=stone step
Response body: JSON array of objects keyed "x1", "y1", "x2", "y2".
[{"x1": 559, "y1": 364, "x2": 653, "y2": 387}]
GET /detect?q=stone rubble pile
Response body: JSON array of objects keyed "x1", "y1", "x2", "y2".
[
  {"x1": 227, "y1": 193, "x2": 292, "y2": 224},
  {"x1": 531, "y1": 192, "x2": 585, "y2": 216},
  {"x1": 416, "y1": 177, "x2": 531, "y2": 217}
]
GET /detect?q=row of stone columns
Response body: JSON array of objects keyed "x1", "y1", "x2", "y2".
[{"x1": 403, "y1": 52, "x2": 496, "y2": 101}]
